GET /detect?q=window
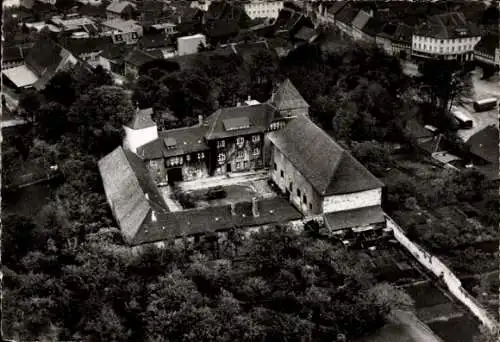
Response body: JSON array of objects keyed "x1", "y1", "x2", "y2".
[
  {"x1": 303, "y1": 195, "x2": 307, "y2": 204},
  {"x1": 236, "y1": 162, "x2": 241, "y2": 169},
  {"x1": 244, "y1": 161, "x2": 248, "y2": 169},
  {"x1": 197, "y1": 152, "x2": 205, "y2": 160},
  {"x1": 440, "y1": 47, "x2": 443, "y2": 53},
  {"x1": 217, "y1": 140, "x2": 225, "y2": 148},
  {"x1": 297, "y1": 189, "x2": 301, "y2": 197},
  {"x1": 252, "y1": 148, "x2": 260, "y2": 156},
  {"x1": 280, "y1": 170, "x2": 284, "y2": 178},
  {"x1": 440, "y1": 39, "x2": 444, "y2": 44},
  {"x1": 132, "y1": 32, "x2": 138, "y2": 39},
  {"x1": 237, "y1": 137, "x2": 245, "y2": 146},
  {"x1": 289, "y1": 183, "x2": 293, "y2": 191},
  {"x1": 237, "y1": 151, "x2": 244, "y2": 159},
  {"x1": 186, "y1": 154, "x2": 191, "y2": 162},
  {"x1": 274, "y1": 162, "x2": 277, "y2": 170},
  {"x1": 309, "y1": 203, "x2": 312, "y2": 210},
  {"x1": 252, "y1": 135, "x2": 260, "y2": 143},
  {"x1": 115, "y1": 34, "x2": 123, "y2": 41},
  {"x1": 218, "y1": 153, "x2": 226, "y2": 163}
]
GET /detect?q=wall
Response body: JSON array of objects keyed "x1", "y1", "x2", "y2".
[
  {"x1": 212, "y1": 134, "x2": 264, "y2": 175},
  {"x1": 244, "y1": 1, "x2": 283, "y2": 20},
  {"x1": 178, "y1": 35, "x2": 206, "y2": 56},
  {"x1": 387, "y1": 216, "x2": 499, "y2": 334},
  {"x1": 322, "y1": 188, "x2": 381, "y2": 213},
  {"x1": 123, "y1": 125, "x2": 158, "y2": 153},
  {"x1": 271, "y1": 146, "x2": 322, "y2": 215}
]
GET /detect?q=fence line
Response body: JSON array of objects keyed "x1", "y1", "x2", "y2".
[{"x1": 386, "y1": 216, "x2": 499, "y2": 333}]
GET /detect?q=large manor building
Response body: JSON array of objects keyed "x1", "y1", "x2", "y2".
[{"x1": 99, "y1": 79, "x2": 386, "y2": 249}]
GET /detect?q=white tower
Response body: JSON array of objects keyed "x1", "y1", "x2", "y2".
[{"x1": 123, "y1": 107, "x2": 158, "y2": 154}]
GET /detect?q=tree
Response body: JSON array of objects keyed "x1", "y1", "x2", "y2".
[
  {"x1": 35, "y1": 102, "x2": 69, "y2": 143},
  {"x1": 2, "y1": 214, "x2": 37, "y2": 269},
  {"x1": 18, "y1": 89, "x2": 43, "y2": 123},
  {"x1": 68, "y1": 85, "x2": 135, "y2": 155},
  {"x1": 42, "y1": 71, "x2": 76, "y2": 107}
]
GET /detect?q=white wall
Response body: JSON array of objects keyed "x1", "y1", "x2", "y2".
[
  {"x1": 322, "y1": 188, "x2": 382, "y2": 213},
  {"x1": 123, "y1": 125, "x2": 158, "y2": 153},
  {"x1": 244, "y1": 1, "x2": 283, "y2": 20},
  {"x1": 412, "y1": 35, "x2": 481, "y2": 56},
  {"x1": 177, "y1": 34, "x2": 206, "y2": 56}
]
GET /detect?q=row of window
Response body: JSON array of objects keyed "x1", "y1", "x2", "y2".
[
  {"x1": 275, "y1": 163, "x2": 312, "y2": 209},
  {"x1": 414, "y1": 36, "x2": 476, "y2": 44},
  {"x1": 217, "y1": 148, "x2": 260, "y2": 163},
  {"x1": 414, "y1": 43, "x2": 473, "y2": 52},
  {"x1": 168, "y1": 152, "x2": 205, "y2": 166},
  {"x1": 216, "y1": 135, "x2": 261, "y2": 148}
]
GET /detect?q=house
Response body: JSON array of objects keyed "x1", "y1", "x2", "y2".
[
  {"x1": 48, "y1": 15, "x2": 99, "y2": 37},
  {"x1": 177, "y1": 34, "x2": 206, "y2": 56},
  {"x1": 151, "y1": 22, "x2": 177, "y2": 37},
  {"x1": 243, "y1": 0, "x2": 284, "y2": 20},
  {"x1": 106, "y1": 0, "x2": 137, "y2": 20},
  {"x1": 351, "y1": 10, "x2": 372, "y2": 41},
  {"x1": 273, "y1": 7, "x2": 313, "y2": 39},
  {"x1": 376, "y1": 22, "x2": 413, "y2": 58},
  {"x1": 474, "y1": 34, "x2": 500, "y2": 71},
  {"x1": 267, "y1": 115, "x2": 385, "y2": 227},
  {"x1": 359, "y1": 16, "x2": 384, "y2": 44},
  {"x1": 138, "y1": 0, "x2": 168, "y2": 27},
  {"x1": 2, "y1": 38, "x2": 78, "y2": 90},
  {"x1": 101, "y1": 18, "x2": 144, "y2": 45},
  {"x1": 139, "y1": 29, "x2": 169, "y2": 51},
  {"x1": 268, "y1": 78, "x2": 309, "y2": 118},
  {"x1": 60, "y1": 37, "x2": 113, "y2": 69},
  {"x1": 99, "y1": 145, "x2": 302, "y2": 248},
  {"x1": 465, "y1": 125, "x2": 499, "y2": 181},
  {"x1": 412, "y1": 12, "x2": 481, "y2": 63},
  {"x1": 124, "y1": 48, "x2": 157, "y2": 78},
  {"x1": 334, "y1": 6, "x2": 360, "y2": 38}
]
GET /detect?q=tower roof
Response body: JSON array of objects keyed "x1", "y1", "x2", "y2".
[
  {"x1": 270, "y1": 78, "x2": 309, "y2": 112},
  {"x1": 126, "y1": 108, "x2": 156, "y2": 130}
]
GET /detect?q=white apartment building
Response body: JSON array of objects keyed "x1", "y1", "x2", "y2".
[
  {"x1": 243, "y1": 0, "x2": 283, "y2": 20},
  {"x1": 412, "y1": 12, "x2": 481, "y2": 63}
]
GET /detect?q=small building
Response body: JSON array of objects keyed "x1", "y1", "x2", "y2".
[
  {"x1": 60, "y1": 37, "x2": 113, "y2": 69},
  {"x1": 101, "y1": 18, "x2": 143, "y2": 45},
  {"x1": 177, "y1": 33, "x2": 206, "y2": 56},
  {"x1": 267, "y1": 115, "x2": 384, "y2": 224},
  {"x1": 412, "y1": 12, "x2": 481, "y2": 63},
  {"x1": 106, "y1": 0, "x2": 137, "y2": 20},
  {"x1": 334, "y1": 6, "x2": 360, "y2": 38}
]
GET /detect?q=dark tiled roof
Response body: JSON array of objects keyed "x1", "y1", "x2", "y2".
[
  {"x1": 270, "y1": 79, "x2": 309, "y2": 112},
  {"x1": 474, "y1": 34, "x2": 499, "y2": 56},
  {"x1": 294, "y1": 26, "x2": 317, "y2": 42},
  {"x1": 324, "y1": 205, "x2": 385, "y2": 231},
  {"x1": 2, "y1": 46, "x2": 27, "y2": 62},
  {"x1": 351, "y1": 10, "x2": 371, "y2": 30},
  {"x1": 126, "y1": 108, "x2": 156, "y2": 129},
  {"x1": 140, "y1": 31, "x2": 168, "y2": 50},
  {"x1": 327, "y1": 1, "x2": 349, "y2": 16},
  {"x1": 24, "y1": 38, "x2": 65, "y2": 76},
  {"x1": 60, "y1": 37, "x2": 112, "y2": 56},
  {"x1": 415, "y1": 12, "x2": 480, "y2": 39},
  {"x1": 405, "y1": 119, "x2": 434, "y2": 140},
  {"x1": 361, "y1": 17, "x2": 385, "y2": 37},
  {"x1": 137, "y1": 125, "x2": 210, "y2": 160},
  {"x1": 466, "y1": 125, "x2": 499, "y2": 165},
  {"x1": 206, "y1": 20, "x2": 240, "y2": 38},
  {"x1": 124, "y1": 49, "x2": 157, "y2": 67},
  {"x1": 98, "y1": 146, "x2": 170, "y2": 244},
  {"x1": 205, "y1": 103, "x2": 282, "y2": 140},
  {"x1": 336, "y1": 7, "x2": 359, "y2": 25},
  {"x1": 268, "y1": 115, "x2": 383, "y2": 196}
]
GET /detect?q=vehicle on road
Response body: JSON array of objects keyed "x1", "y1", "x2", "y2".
[{"x1": 473, "y1": 98, "x2": 497, "y2": 112}]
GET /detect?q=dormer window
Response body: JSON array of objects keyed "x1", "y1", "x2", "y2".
[
  {"x1": 237, "y1": 151, "x2": 244, "y2": 159},
  {"x1": 164, "y1": 138, "x2": 176, "y2": 150},
  {"x1": 197, "y1": 152, "x2": 205, "y2": 160},
  {"x1": 217, "y1": 140, "x2": 225, "y2": 148},
  {"x1": 237, "y1": 137, "x2": 245, "y2": 147}
]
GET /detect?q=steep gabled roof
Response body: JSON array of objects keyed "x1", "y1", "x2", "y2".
[
  {"x1": 60, "y1": 37, "x2": 113, "y2": 56},
  {"x1": 327, "y1": 1, "x2": 349, "y2": 16},
  {"x1": 270, "y1": 79, "x2": 309, "y2": 112},
  {"x1": 268, "y1": 116, "x2": 383, "y2": 196},
  {"x1": 205, "y1": 103, "x2": 282, "y2": 140},
  {"x1": 107, "y1": 1, "x2": 136, "y2": 14},
  {"x1": 98, "y1": 146, "x2": 171, "y2": 244},
  {"x1": 126, "y1": 108, "x2": 156, "y2": 129}
]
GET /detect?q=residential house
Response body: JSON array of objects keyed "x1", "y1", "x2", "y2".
[
  {"x1": 474, "y1": 34, "x2": 500, "y2": 71},
  {"x1": 376, "y1": 22, "x2": 413, "y2": 58},
  {"x1": 60, "y1": 37, "x2": 113, "y2": 69},
  {"x1": 100, "y1": 43, "x2": 131, "y2": 73},
  {"x1": 151, "y1": 22, "x2": 177, "y2": 36},
  {"x1": 318, "y1": 1, "x2": 349, "y2": 24},
  {"x1": 243, "y1": 0, "x2": 284, "y2": 20},
  {"x1": 273, "y1": 7, "x2": 314, "y2": 39},
  {"x1": 101, "y1": 18, "x2": 144, "y2": 45},
  {"x1": 106, "y1": 0, "x2": 137, "y2": 20},
  {"x1": 267, "y1": 114, "x2": 385, "y2": 230},
  {"x1": 268, "y1": 78, "x2": 309, "y2": 118},
  {"x1": 465, "y1": 125, "x2": 499, "y2": 181},
  {"x1": 359, "y1": 16, "x2": 384, "y2": 44},
  {"x1": 138, "y1": 0, "x2": 168, "y2": 27},
  {"x1": 124, "y1": 48, "x2": 158, "y2": 78},
  {"x1": 48, "y1": 15, "x2": 99, "y2": 37},
  {"x1": 2, "y1": 38, "x2": 78, "y2": 90},
  {"x1": 412, "y1": 12, "x2": 481, "y2": 63},
  {"x1": 139, "y1": 28, "x2": 169, "y2": 52}
]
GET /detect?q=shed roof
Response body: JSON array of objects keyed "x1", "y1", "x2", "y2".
[
  {"x1": 324, "y1": 205, "x2": 385, "y2": 231},
  {"x1": 268, "y1": 115, "x2": 383, "y2": 196}
]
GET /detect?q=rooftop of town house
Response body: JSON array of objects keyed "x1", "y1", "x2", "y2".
[
  {"x1": 102, "y1": 18, "x2": 141, "y2": 32},
  {"x1": 414, "y1": 12, "x2": 480, "y2": 39},
  {"x1": 326, "y1": 1, "x2": 349, "y2": 16},
  {"x1": 351, "y1": 10, "x2": 371, "y2": 31},
  {"x1": 106, "y1": 0, "x2": 137, "y2": 14},
  {"x1": 267, "y1": 115, "x2": 384, "y2": 196},
  {"x1": 137, "y1": 125, "x2": 211, "y2": 160},
  {"x1": 204, "y1": 103, "x2": 284, "y2": 140},
  {"x1": 335, "y1": 6, "x2": 360, "y2": 25}
]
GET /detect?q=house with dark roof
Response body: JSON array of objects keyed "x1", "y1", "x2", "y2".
[
  {"x1": 376, "y1": 22, "x2": 413, "y2": 58},
  {"x1": 466, "y1": 125, "x2": 499, "y2": 181},
  {"x1": 412, "y1": 12, "x2": 481, "y2": 63},
  {"x1": 1, "y1": 46, "x2": 30, "y2": 70},
  {"x1": 334, "y1": 6, "x2": 360, "y2": 38},
  {"x1": 2, "y1": 38, "x2": 78, "y2": 90},
  {"x1": 101, "y1": 18, "x2": 144, "y2": 45},
  {"x1": 351, "y1": 9, "x2": 372, "y2": 41},
  {"x1": 106, "y1": 0, "x2": 137, "y2": 20},
  {"x1": 267, "y1": 115, "x2": 385, "y2": 230},
  {"x1": 59, "y1": 37, "x2": 114, "y2": 68},
  {"x1": 124, "y1": 48, "x2": 158, "y2": 78},
  {"x1": 474, "y1": 34, "x2": 500, "y2": 70}
]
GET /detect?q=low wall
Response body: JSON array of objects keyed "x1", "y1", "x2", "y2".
[{"x1": 386, "y1": 216, "x2": 499, "y2": 333}]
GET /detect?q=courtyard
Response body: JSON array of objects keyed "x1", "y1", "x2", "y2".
[{"x1": 159, "y1": 170, "x2": 279, "y2": 211}]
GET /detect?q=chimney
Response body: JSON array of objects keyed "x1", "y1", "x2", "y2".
[
  {"x1": 198, "y1": 114, "x2": 204, "y2": 127},
  {"x1": 252, "y1": 197, "x2": 260, "y2": 217},
  {"x1": 230, "y1": 202, "x2": 236, "y2": 216}
]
